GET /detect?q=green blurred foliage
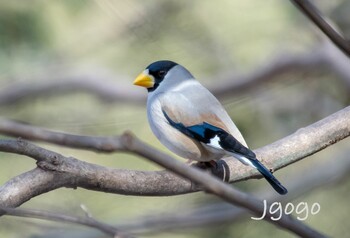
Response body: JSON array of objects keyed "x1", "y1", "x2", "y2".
[{"x1": 0, "y1": 0, "x2": 349, "y2": 238}]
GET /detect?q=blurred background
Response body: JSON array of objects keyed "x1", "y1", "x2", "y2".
[{"x1": 0, "y1": 0, "x2": 349, "y2": 237}]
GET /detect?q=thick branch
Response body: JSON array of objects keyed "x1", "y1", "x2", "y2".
[
  {"x1": 0, "y1": 106, "x2": 349, "y2": 187},
  {"x1": 0, "y1": 147, "x2": 192, "y2": 199},
  {"x1": 0, "y1": 105, "x2": 346, "y2": 237},
  {"x1": 226, "y1": 106, "x2": 350, "y2": 182},
  {"x1": 0, "y1": 138, "x2": 330, "y2": 237},
  {"x1": 121, "y1": 133, "x2": 327, "y2": 237},
  {"x1": 118, "y1": 152, "x2": 350, "y2": 234},
  {"x1": 0, "y1": 143, "x2": 326, "y2": 238},
  {"x1": 0, "y1": 107, "x2": 348, "y2": 233},
  {"x1": 1, "y1": 107, "x2": 349, "y2": 237}
]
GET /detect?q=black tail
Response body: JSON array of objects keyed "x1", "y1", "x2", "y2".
[{"x1": 251, "y1": 159, "x2": 288, "y2": 195}]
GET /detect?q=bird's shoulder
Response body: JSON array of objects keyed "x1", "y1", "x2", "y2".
[
  {"x1": 152, "y1": 80, "x2": 247, "y2": 146},
  {"x1": 156, "y1": 87, "x2": 231, "y2": 134}
]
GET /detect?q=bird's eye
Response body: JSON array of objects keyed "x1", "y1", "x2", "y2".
[{"x1": 158, "y1": 70, "x2": 166, "y2": 77}]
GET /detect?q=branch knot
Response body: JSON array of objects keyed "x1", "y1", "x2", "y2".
[{"x1": 120, "y1": 130, "x2": 136, "y2": 150}]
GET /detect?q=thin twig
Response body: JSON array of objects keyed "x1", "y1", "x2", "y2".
[
  {"x1": 290, "y1": 0, "x2": 350, "y2": 57},
  {"x1": 0, "y1": 207, "x2": 131, "y2": 238},
  {"x1": 0, "y1": 119, "x2": 126, "y2": 153}
]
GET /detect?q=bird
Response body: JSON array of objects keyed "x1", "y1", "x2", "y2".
[{"x1": 133, "y1": 60, "x2": 288, "y2": 195}]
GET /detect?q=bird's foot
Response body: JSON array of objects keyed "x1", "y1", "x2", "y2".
[
  {"x1": 195, "y1": 161, "x2": 216, "y2": 170},
  {"x1": 195, "y1": 160, "x2": 218, "y2": 175},
  {"x1": 194, "y1": 160, "x2": 228, "y2": 182},
  {"x1": 205, "y1": 160, "x2": 218, "y2": 169}
]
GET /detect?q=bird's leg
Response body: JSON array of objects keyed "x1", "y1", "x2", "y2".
[
  {"x1": 195, "y1": 160, "x2": 227, "y2": 182},
  {"x1": 194, "y1": 160, "x2": 217, "y2": 170},
  {"x1": 204, "y1": 160, "x2": 218, "y2": 169},
  {"x1": 188, "y1": 161, "x2": 212, "y2": 191}
]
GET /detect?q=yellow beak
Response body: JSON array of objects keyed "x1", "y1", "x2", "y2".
[{"x1": 133, "y1": 72, "x2": 154, "y2": 88}]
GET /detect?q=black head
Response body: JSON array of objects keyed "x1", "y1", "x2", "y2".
[{"x1": 146, "y1": 60, "x2": 178, "y2": 92}]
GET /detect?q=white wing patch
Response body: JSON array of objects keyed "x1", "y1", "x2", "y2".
[
  {"x1": 207, "y1": 136, "x2": 257, "y2": 169},
  {"x1": 230, "y1": 153, "x2": 257, "y2": 168},
  {"x1": 208, "y1": 135, "x2": 223, "y2": 150}
]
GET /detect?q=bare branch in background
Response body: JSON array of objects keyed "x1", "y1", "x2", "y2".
[
  {"x1": 215, "y1": 40, "x2": 350, "y2": 100},
  {"x1": 0, "y1": 71, "x2": 145, "y2": 105},
  {"x1": 290, "y1": 0, "x2": 350, "y2": 57},
  {"x1": 0, "y1": 42, "x2": 349, "y2": 106},
  {"x1": 0, "y1": 119, "x2": 127, "y2": 153},
  {"x1": 0, "y1": 207, "x2": 131, "y2": 238},
  {"x1": 0, "y1": 106, "x2": 349, "y2": 236}
]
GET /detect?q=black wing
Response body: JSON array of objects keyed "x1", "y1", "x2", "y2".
[
  {"x1": 162, "y1": 110, "x2": 288, "y2": 195},
  {"x1": 162, "y1": 110, "x2": 254, "y2": 157}
]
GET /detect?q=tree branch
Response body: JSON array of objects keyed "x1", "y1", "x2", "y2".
[
  {"x1": 0, "y1": 71, "x2": 145, "y2": 105},
  {"x1": 0, "y1": 143, "x2": 327, "y2": 238},
  {"x1": 290, "y1": 0, "x2": 350, "y2": 57},
  {"x1": 118, "y1": 151, "x2": 350, "y2": 234},
  {"x1": 0, "y1": 207, "x2": 130, "y2": 238},
  {"x1": 0, "y1": 106, "x2": 349, "y2": 186},
  {"x1": 121, "y1": 133, "x2": 328, "y2": 237},
  {"x1": 0, "y1": 138, "x2": 328, "y2": 237},
  {"x1": 0, "y1": 106, "x2": 348, "y2": 236},
  {"x1": 0, "y1": 120, "x2": 126, "y2": 153}
]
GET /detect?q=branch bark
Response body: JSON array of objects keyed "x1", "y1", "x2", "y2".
[
  {"x1": 122, "y1": 131, "x2": 327, "y2": 237},
  {"x1": 118, "y1": 151, "x2": 350, "y2": 234},
  {"x1": 0, "y1": 107, "x2": 350, "y2": 237},
  {"x1": 0, "y1": 141, "x2": 326, "y2": 238},
  {"x1": 0, "y1": 137, "x2": 330, "y2": 237},
  {"x1": 0, "y1": 106, "x2": 349, "y2": 187},
  {"x1": 0, "y1": 106, "x2": 347, "y2": 210},
  {"x1": 1, "y1": 107, "x2": 349, "y2": 237}
]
